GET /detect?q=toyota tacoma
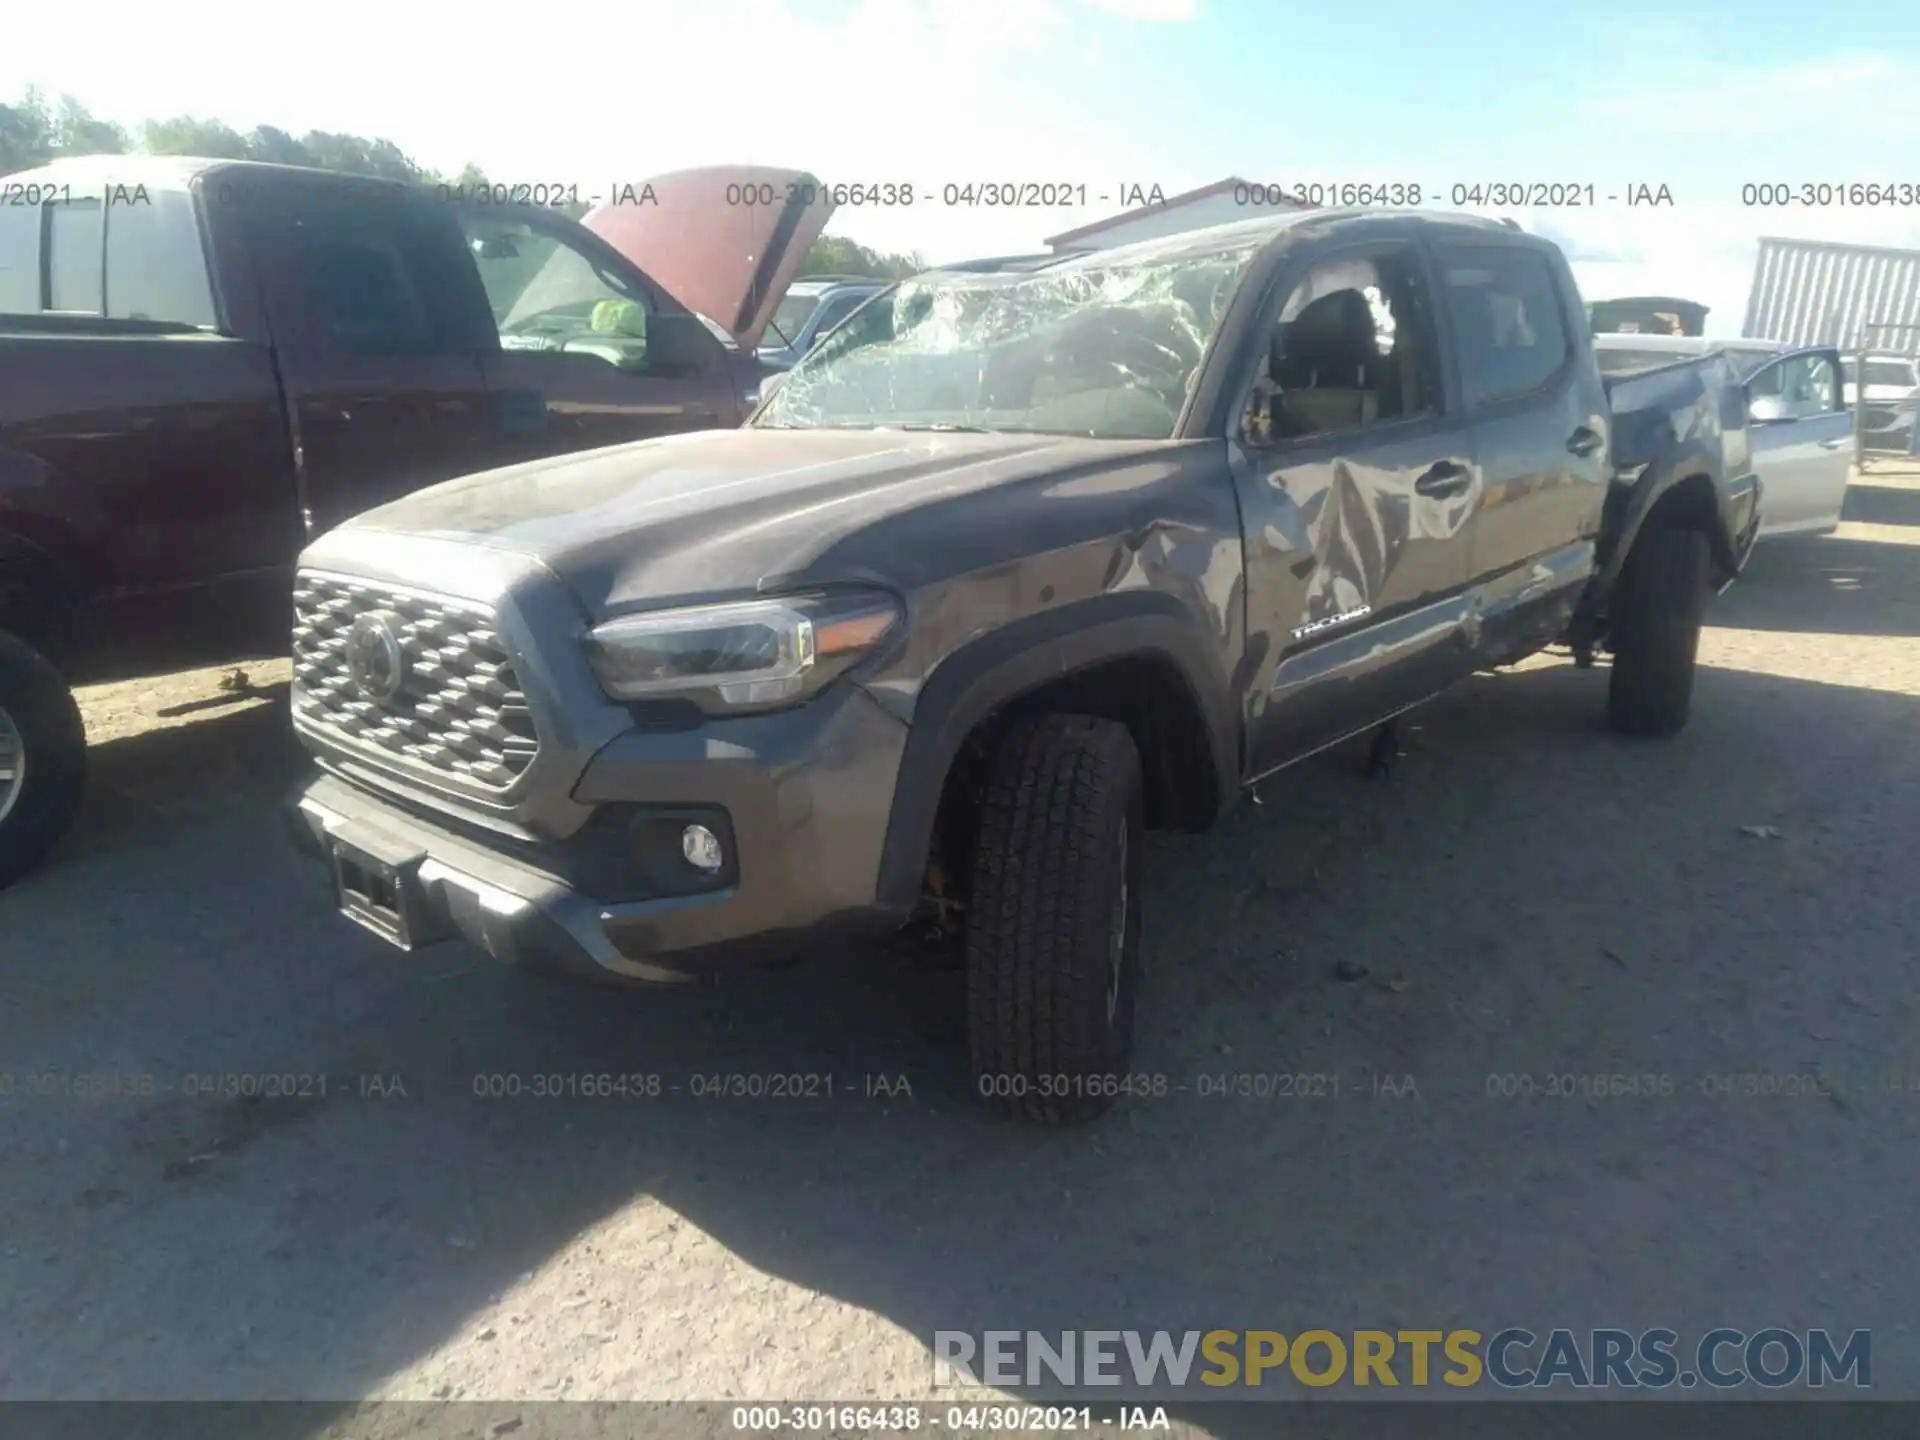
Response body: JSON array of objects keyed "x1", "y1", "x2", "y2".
[{"x1": 284, "y1": 209, "x2": 1760, "y2": 1123}]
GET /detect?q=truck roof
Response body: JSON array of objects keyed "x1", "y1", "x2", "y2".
[
  {"x1": 6, "y1": 154, "x2": 435, "y2": 198},
  {"x1": 1019, "y1": 206, "x2": 1548, "y2": 273}
]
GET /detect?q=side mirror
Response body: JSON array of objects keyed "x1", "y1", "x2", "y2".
[{"x1": 473, "y1": 235, "x2": 519, "y2": 260}]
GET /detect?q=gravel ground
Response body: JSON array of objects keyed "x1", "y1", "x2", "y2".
[{"x1": 3, "y1": 470, "x2": 1919, "y2": 1431}]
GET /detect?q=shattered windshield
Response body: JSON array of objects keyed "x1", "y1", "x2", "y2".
[{"x1": 754, "y1": 242, "x2": 1261, "y2": 440}]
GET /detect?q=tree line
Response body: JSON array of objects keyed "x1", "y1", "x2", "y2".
[{"x1": 0, "y1": 87, "x2": 923, "y2": 279}]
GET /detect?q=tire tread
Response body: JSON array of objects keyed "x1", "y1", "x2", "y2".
[
  {"x1": 0, "y1": 630, "x2": 86, "y2": 889},
  {"x1": 966, "y1": 714, "x2": 1141, "y2": 1125},
  {"x1": 1607, "y1": 524, "x2": 1710, "y2": 738}
]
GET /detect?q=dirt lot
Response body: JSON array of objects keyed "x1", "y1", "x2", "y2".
[{"x1": 4, "y1": 470, "x2": 1920, "y2": 1425}]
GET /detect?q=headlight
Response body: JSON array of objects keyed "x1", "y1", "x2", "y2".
[{"x1": 584, "y1": 590, "x2": 901, "y2": 712}]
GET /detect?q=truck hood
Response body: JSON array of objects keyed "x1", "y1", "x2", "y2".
[
  {"x1": 336, "y1": 428, "x2": 1181, "y2": 619},
  {"x1": 583, "y1": 167, "x2": 834, "y2": 352}
]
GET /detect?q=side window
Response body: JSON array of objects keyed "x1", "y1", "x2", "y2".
[
  {"x1": 457, "y1": 212, "x2": 660, "y2": 372},
  {"x1": 1780, "y1": 353, "x2": 1839, "y2": 413},
  {"x1": 1748, "y1": 360, "x2": 1784, "y2": 400},
  {"x1": 291, "y1": 200, "x2": 448, "y2": 355},
  {"x1": 105, "y1": 190, "x2": 217, "y2": 327},
  {"x1": 1440, "y1": 246, "x2": 1571, "y2": 407},
  {"x1": 1240, "y1": 245, "x2": 1440, "y2": 445},
  {"x1": 47, "y1": 197, "x2": 104, "y2": 313},
  {"x1": 1749, "y1": 353, "x2": 1841, "y2": 418}
]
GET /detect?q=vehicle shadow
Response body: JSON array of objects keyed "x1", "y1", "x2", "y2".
[
  {"x1": 7, "y1": 567, "x2": 1919, "y2": 1414},
  {"x1": 48, "y1": 680, "x2": 301, "y2": 869},
  {"x1": 1841, "y1": 479, "x2": 1920, "y2": 529},
  {"x1": 1713, "y1": 530, "x2": 1920, "y2": 637}
]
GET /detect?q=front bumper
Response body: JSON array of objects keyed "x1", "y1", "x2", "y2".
[{"x1": 286, "y1": 681, "x2": 914, "y2": 984}]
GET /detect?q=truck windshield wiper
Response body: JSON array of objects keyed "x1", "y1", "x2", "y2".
[{"x1": 888, "y1": 422, "x2": 995, "y2": 433}]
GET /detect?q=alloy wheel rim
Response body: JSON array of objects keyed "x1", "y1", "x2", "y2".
[
  {"x1": 0, "y1": 704, "x2": 25, "y2": 827},
  {"x1": 1106, "y1": 828, "x2": 1128, "y2": 1025}
]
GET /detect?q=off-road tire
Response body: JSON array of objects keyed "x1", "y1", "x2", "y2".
[
  {"x1": 0, "y1": 630, "x2": 86, "y2": 889},
  {"x1": 965, "y1": 714, "x2": 1145, "y2": 1125},
  {"x1": 1607, "y1": 524, "x2": 1710, "y2": 738}
]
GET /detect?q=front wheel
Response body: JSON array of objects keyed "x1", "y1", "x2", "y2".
[
  {"x1": 0, "y1": 630, "x2": 86, "y2": 889},
  {"x1": 965, "y1": 714, "x2": 1145, "y2": 1125},
  {"x1": 1607, "y1": 524, "x2": 1710, "y2": 738}
]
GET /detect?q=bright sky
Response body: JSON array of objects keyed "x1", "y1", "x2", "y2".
[{"x1": 8, "y1": 0, "x2": 1920, "y2": 337}]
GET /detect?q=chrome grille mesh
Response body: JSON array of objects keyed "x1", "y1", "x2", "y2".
[{"x1": 291, "y1": 572, "x2": 539, "y2": 790}]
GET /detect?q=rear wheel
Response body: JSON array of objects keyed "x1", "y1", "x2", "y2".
[
  {"x1": 1607, "y1": 525, "x2": 1710, "y2": 738},
  {"x1": 0, "y1": 630, "x2": 86, "y2": 889},
  {"x1": 965, "y1": 714, "x2": 1145, "y2": 1125}
]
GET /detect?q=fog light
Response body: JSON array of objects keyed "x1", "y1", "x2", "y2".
[{"x1": 681, "y1": 824, "x2": 724, "y2": 873}]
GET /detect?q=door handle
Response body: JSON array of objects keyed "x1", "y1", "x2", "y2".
[
  {"x1": 1566, "y1": 426, "x2": 1604, "y2": 457},
  {"x1": 1820, "y1": 437, "x2": 1853, "y2": 449},
  {"x1": 1414, "y1": 461, "x2": 1471, "y2": 498}
]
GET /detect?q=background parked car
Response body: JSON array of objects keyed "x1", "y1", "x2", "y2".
[
  {"x1": 1593, "y1": 332, "x2": 1852, "y2": 539},
  {"x1": 1841, "y1": 352, "x2": 1920, "y2": 408},
  {"x1": 758, "y1": 277, "x2": 887, "y2": 371},
  {"x1": 1842, "y1": 354, "x2": 1920, "y2": 452}
]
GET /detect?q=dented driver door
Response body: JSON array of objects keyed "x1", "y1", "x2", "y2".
[{"x1": 1228, "y1": 235, "x2": 1482, "y2": 780}]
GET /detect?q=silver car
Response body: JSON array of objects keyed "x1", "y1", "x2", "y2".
[{"x1": 1594, "y1": 333, "x2": 1852, "y2": 539}]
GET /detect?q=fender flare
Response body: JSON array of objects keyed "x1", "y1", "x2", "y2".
[
  {"x1": 1598, "y1": 442, "x2": 1743, "y2": 595},
  {"x1": 871, "y1": 591, "x2": 1240, "y2": 909}
]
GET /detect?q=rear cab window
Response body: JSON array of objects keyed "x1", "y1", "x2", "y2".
[
  {"x1": 0, "y1": 175, "x2": 217, "y2": 328},
  {"x1": 105, "y1": 189, "x2": 219, "y2": 327},
  {"x1": 1439, "y1": 244, "x2": 1573, "y2": 406}
]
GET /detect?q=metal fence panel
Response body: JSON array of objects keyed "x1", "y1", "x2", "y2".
[{"x1": 1743, "y1": 237, "x2": 1920, "y2": 354}]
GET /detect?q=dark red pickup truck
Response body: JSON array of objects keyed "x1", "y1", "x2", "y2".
[{"x1": 0, "y1": 154, "x2": 832, "y2": 885}]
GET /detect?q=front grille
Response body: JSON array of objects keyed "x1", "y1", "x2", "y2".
[{"x1": 292, "y1": 572, "x2": 540, "y2": 790}]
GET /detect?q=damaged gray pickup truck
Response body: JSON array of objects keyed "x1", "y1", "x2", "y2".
[{"x1": 285, "y1": 209, "x2": 1759, "y2": 1124}]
